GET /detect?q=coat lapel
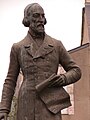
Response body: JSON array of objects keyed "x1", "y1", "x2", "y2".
[
  {"x1": 24, "y1": 33, "x2": 39, "y2": 57},
  {"x1": 33, "y1": 34, "x2": 54, "y2": 59},
  {"x1": 24, "y1": 33, "x2": 54, "y2": 58}
]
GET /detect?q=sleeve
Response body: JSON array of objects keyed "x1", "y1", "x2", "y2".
[
  {"x1": 58, "y1": 41, "x2": 82, "y2": 86},
  {"x1": 0, "y1": 44, "x2": 20, "y2": 113}
]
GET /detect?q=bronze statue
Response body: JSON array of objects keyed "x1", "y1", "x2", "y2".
[{"x1": 0, "y1": 3, "x2": 81, "y2": 120}]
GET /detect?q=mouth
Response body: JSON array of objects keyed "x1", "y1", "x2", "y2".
[{"x1": 37, "y1": 24, "x2": 44, "y2": 28}]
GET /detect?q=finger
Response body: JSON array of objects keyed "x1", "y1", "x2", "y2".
[
  {"x1": 4, "y1": 114, "x2": 8, "y2": 120},
  {"x1": 50, "y1": 78, "x2": 63, "y2": 86},
  {"x1": 52, "y1": 75, "x2": 60, "y2": 80}
]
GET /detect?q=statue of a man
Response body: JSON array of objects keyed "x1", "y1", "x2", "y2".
[{"x1": 0, "y1": 3, "x2": 81, "y2": 120}]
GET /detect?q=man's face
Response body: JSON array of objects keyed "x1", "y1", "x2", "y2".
[{"x1": 28, "y1": 4, "x2": 46, "y2": 34}]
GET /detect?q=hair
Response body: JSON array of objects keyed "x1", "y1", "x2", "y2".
[{"x1": 22, "y1": 3, "x2": 47, "y2": 27}]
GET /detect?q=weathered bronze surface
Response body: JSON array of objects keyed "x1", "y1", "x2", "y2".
[{"x1": 0, "y1": 3, "x2": 81, "y2": 120}]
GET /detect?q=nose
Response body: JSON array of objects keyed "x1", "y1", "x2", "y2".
[{"x1": 39, "y1": 15, "x2": 45, "y2": 23}]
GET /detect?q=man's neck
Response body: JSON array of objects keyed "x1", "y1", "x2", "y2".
[{"x1": 28, "y1": 28, "x2": 45, "y2": 39}]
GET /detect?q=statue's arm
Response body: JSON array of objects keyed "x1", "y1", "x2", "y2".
[{"x1": 0, "y1": 44, "x2": 20, "y2": 114}]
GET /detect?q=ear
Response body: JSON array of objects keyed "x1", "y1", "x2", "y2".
[
  {"x1": 22, "y1": 17, "x2": 30, "y2": 27},
  {"x1": 44, "y1": 18, "x2": 47, "y2": 25}
]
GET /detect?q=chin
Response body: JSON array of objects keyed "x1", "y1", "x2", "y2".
[
  {"x1": 37, "y1": 30, "x2": 45, "y2": 34},
  {"x1": 37, "y1": 27, "x2": 45, "y2": 33}
]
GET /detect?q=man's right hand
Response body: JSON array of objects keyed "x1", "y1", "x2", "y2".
[{"x1": 0, "y1": 112, "x2": 8, "y2": 120}]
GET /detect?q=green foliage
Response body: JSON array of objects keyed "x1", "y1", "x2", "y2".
[{"x1": 8, "y1": 96, "x2": 17, "y2": 120}]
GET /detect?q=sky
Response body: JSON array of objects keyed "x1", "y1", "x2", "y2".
[{"x1": 0, "y1": 0, "x2": 85, "y2": 100}]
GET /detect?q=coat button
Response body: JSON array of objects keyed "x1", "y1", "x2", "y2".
[
  {"x1": 31, "y1": 69, "x2": 34, "y2": 72},
  {"x1": 46, "y1": 58, "x2": 49, "y2": 61},
  {"x1": 33, "y1": 58, "x2": 37, "y2": 62},
  {"x1": 45, "y1": 73, "x2": 49, "y2": 78},
  {"x1": 35, "y1": 66, "x2": 37, "y2": 69}
]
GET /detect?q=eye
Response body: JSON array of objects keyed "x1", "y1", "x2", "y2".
[
  {"x1": 33, "y1": 13, "x2": 45, "y2": 18},
  {"x1": 33, "y1": 13, "x2": 40, "y2": 18},
  {"x1": 42, "y1": 14, "x2": 45, "y2": 18}
]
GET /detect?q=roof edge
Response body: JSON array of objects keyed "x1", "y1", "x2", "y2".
[{"x1": 68, "y1": 43, "x2": 90, "y2": 53}]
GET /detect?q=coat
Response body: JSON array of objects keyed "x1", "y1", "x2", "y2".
[{"x1": 0, "y1": 32, "x2": 81, "y2": 120}]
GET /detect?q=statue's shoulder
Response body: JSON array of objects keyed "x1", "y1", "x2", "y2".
[
  {"x1": 46, "y1": 34, "x2": 62, "y2": 46},
  {"x1": 12, "y1": 35, "x2": 29, "y2": 49}
]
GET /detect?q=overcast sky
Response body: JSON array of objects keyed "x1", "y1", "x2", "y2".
[{"x1": 0, "y1": 0, "x2": 85, "y2": 100}]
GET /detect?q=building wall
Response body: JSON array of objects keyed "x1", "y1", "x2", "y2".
[
  {"x1": 86, "y1": 0, "x2": 90, "y2": 2},
  {"x1": 81, "y1": 8, "x2": 89, "y2": 45},
  {"x1": 62, "y1": 44, "x2": 90, "y2": 120},
  {"x1": 62, "y1": 2, "x2": 90, "y2": 120}
]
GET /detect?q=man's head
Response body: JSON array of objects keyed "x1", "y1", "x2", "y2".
[{"x1": 22, "y1": 3, "x2": 47, "y2": 34}]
